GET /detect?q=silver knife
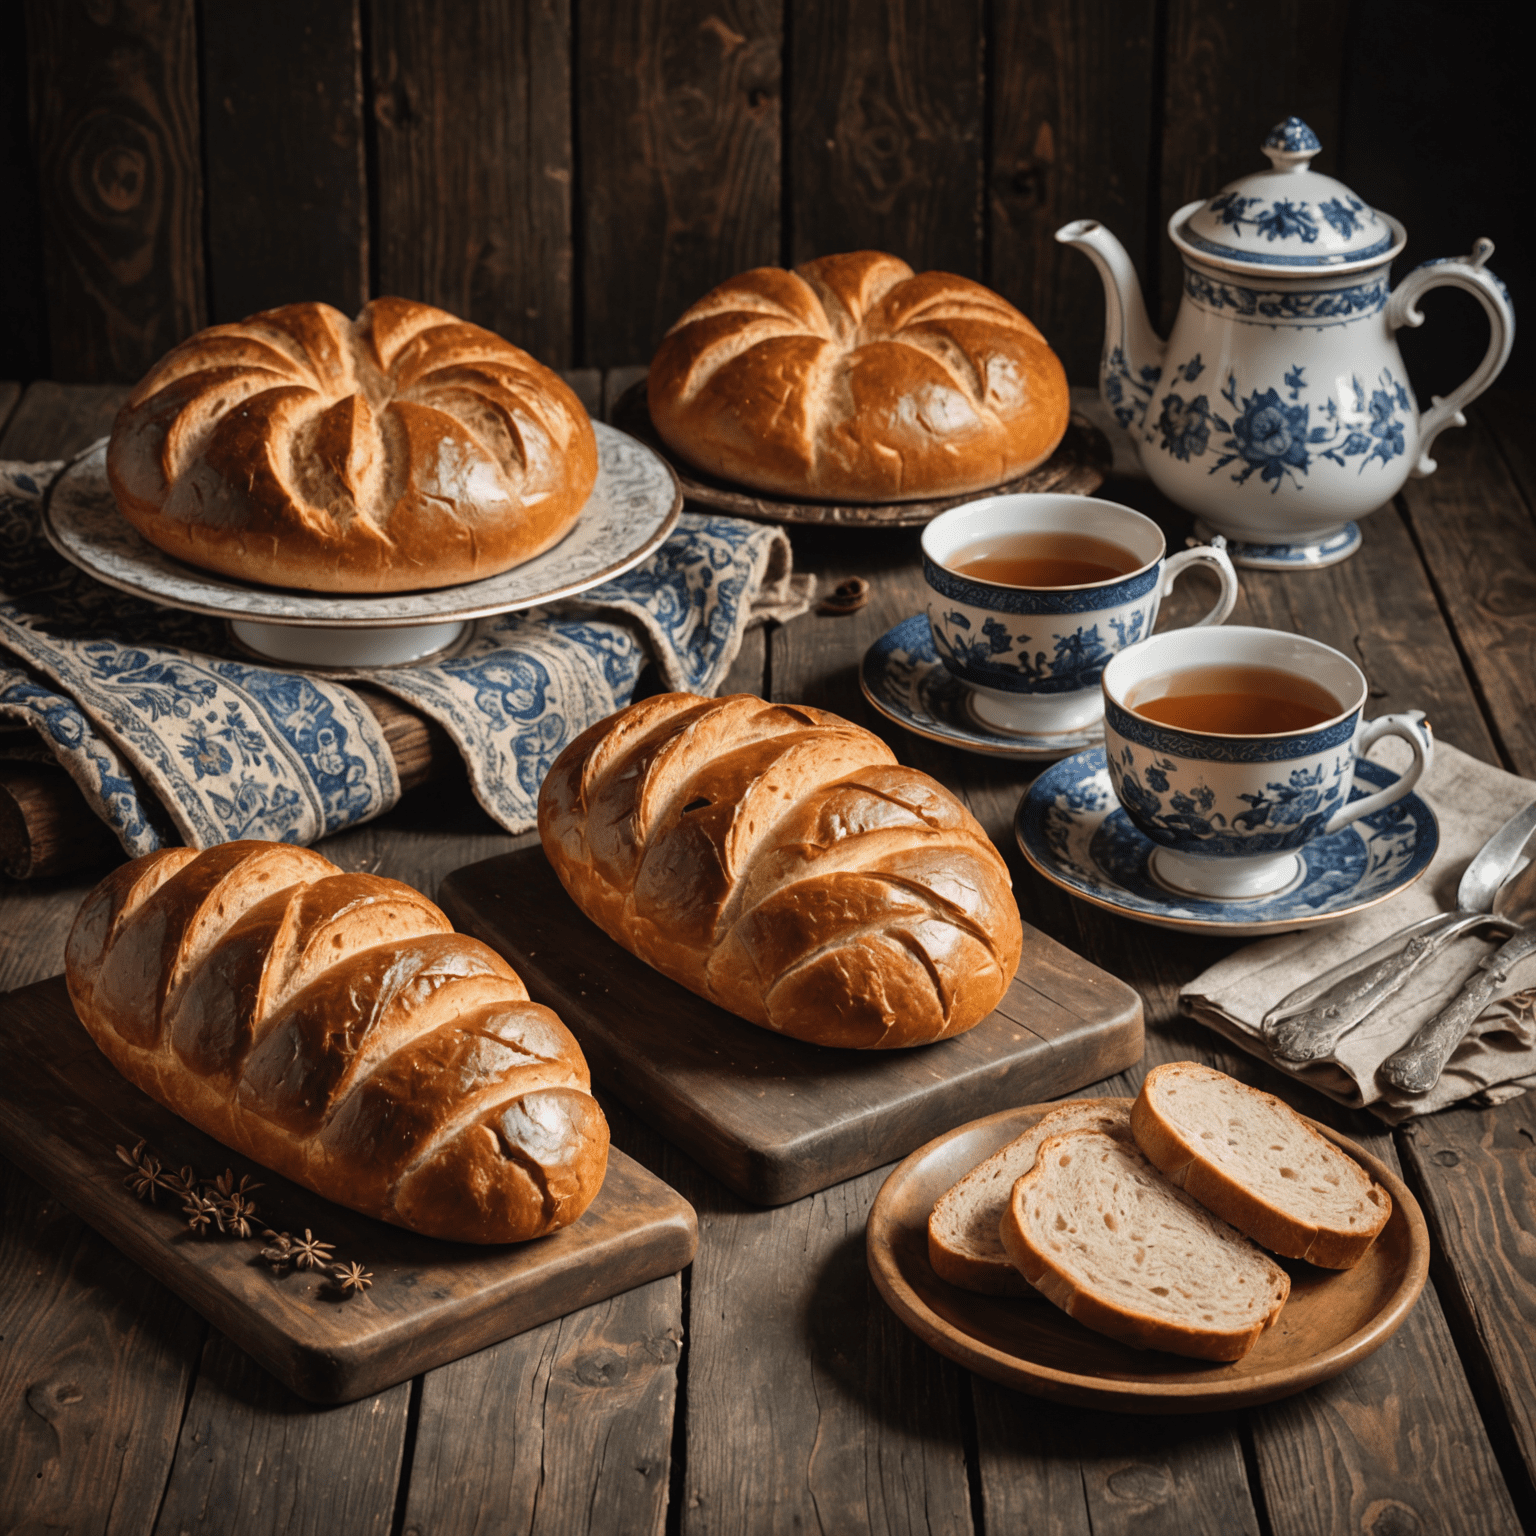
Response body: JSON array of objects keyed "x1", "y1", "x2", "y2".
[
  {"x1": 1380, "y1": 925, "x2": 1536, "y2": 1094},
  {"x1": 1263, "y1": 797, "x2": 1536, "y2": 1062}
]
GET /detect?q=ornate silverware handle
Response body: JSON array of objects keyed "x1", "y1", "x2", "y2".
[
  {"x1": 1264, "y1": 914, "x2": 1490, "y2": 1062},
  {"x1": 1382, "y1": 929, "x2": 1536, "y2": 1094}
]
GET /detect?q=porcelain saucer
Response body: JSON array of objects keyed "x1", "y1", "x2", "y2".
[
  {"x1": 42, "y1": 422, "x2": 681, "y2": 666},
  {"x1": 860, "y1": 616, "x2": 1102, "y2": 761},
  {"x1": 1014, "y1": 746, "x2": 1438, "y2": 935}
]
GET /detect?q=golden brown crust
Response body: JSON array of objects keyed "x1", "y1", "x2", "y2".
[
  {"x1": 106, "y1": 299, "x2": 598, "y2": 593},
  {"x1": 64, "y1": 841, "x2": 608, "y2": 1244},
  {"x1": 647, "y1": 251, "x2": 1069, "y2": 502},
  {"x1": 537, "y1": 693, "x2": 1024, "y2": 1049},
  {"x1": 1130, "y1": 1062, "x2": 1392, "y2": 1269}
]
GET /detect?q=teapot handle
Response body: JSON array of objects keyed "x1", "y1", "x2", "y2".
[{"x1": 1385, "y1": 239, "x2": 1516, "y2": 476}]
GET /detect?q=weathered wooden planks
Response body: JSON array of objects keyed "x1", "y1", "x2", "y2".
[
  {"x1": 789, "y1": 0, "x2": 984, "y2": 275},
  {"x1": 371, "y1": 0, "x2": 574, "y2": 363},
  {"x1": 988, "y1": 0, "x2": 1157, "y2": 387},
  {"x1": 24, "y1": 0, "x2": 206, "y2": 381},
  {"x1": 578, "y1": 0, "x2": 783, "y2": 368},
  {"x1": 401, "y1": 1277, "x2": 682, "y2": 1535},
  {"x1": 200, "y1": 0, "x2": 369, "y2": 322}
]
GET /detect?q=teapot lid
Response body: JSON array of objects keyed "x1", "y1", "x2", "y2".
[{"x1": 1170, "y1": 117, "x2": 1405, "y2": 274}]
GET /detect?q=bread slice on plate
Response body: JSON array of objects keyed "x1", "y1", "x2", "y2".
[
  {"x1": 1000, "y1": 1130, "x2": 1291, "y2": 1361},
  {"x1": 927, "y1": 1098, "x2": 1132, "y2": 1295},
  {"x1": 1131, "y1": 1061, "x2": 1391, "y2": 1269}
]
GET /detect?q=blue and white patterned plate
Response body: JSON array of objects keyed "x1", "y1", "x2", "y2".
[
  {"x1": 1015, "y1": 746, "x2": 1437, "y2": 935},
  {"x1": 42, "y1": 422, "x2": 681, "y2": 629},
  {"x1": 860, "y1": 615, "x2": 1102, "y2": 761}
]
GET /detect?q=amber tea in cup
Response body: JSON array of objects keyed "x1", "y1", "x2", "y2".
[
  {"x1": 1128, "y1": 664, "x2": 1344, "y2": 735},
  {"x1": 944, "y1": 531, "x2": 1140, "y2": 589}
]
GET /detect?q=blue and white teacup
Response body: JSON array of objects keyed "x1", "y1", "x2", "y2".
[
  {"x1": 921, "y1": 494, "x2": 1239, "y2": 736},
  {"x1": 1102, "y1": 626, "x2": 1434, "y2": 900}
]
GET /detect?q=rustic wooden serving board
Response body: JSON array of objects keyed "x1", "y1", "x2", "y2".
[
  {"x1": 439, "y1": 848, "x2": 1144, "y2": 1205},
  {"x1": 0, "y1": 976, "x2": 698, "y2": 1405}
]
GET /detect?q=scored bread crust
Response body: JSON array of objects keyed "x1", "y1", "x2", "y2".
[
  {"x1": 927, "y1": 1098, "x2": 1132, "y2": 1295},
  {"x1": 106, "y1": 297, "x2": 598, "y2": 593},
  {"x1": 65, "y1": 841, "x2": 609, "y2": 1244},
  {"x1": 536, "y1": 692, "x2": 1024, "y2": 1049},
  {"x1": 647, "y1": 251, "x2": 1070, "y2": 502},
  {"x1": 1130, "y1": 1061, "x2": 1392, "y2": 1269},
  {"x1": 1000, "y1": 1130, "x2": 1291, "y2": 1362}
]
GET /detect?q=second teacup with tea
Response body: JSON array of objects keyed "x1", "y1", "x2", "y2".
[
  {"x1": 1102, "y1": 626, "x2": 1434, "y2": 900},
  {"x1": 922, "y1": 494, "x2": 1238, "y2": 735}
]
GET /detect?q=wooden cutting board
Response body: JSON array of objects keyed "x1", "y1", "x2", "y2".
[
  {"x1": 0, "y1": 976, "x2": 698, "y2": 1405},
  {"x1": 439, "y1": 848, "x2": 1144, "y2": 1205}
]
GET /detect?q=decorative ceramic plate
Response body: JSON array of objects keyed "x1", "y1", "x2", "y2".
[
  {"x1": 860, "y1": 616, "x2": 1103, "y2": 761},
  {"x1": 42, "y1": 423, "x2": 682, "y2": 629},
  {"x1": 611, "y1": 382, "x2": 1110, "y2": 528},
  {"x1": 1014, "y1": 747, "x2": 1438, "y2": 936},
  {"x1": 867, "y1": 1101, "x2": 1428, "y2": 1414}
]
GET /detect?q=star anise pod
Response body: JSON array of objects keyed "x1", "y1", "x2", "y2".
[
  {"x1": 259, "y1": 1230, "x2": 295, "y2": 1269},
  {"x1": 210, "y1": 1169, "x2": 263, "y2": 1202},
  {"x1": 116, "y1": 1140, "x2": 178, "y2": 1204},
  {"x1": 329, "y1": 1261, "x2": 373, "y2": 1296},
  {"x1": 218, "y1": 1192, "x2": 259, "y2": 1239},
  {"x1": 290, "y1": 1229, "x2": 335, "y2": 1271},
  {"x1": 182, "y1": 1192, "x2": 220, "y2": 1235},
  {"x1": 163, "y1": 1165, "x2": 198, "y2": 1199}
]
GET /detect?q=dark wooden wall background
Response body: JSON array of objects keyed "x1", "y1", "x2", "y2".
[{"x1": 1, "y1": 0, "x2": 1525, "y2": 403}]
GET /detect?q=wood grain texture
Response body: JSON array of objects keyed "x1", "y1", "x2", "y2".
[
  {"x1": 152, "y1": 1332, "x2": 408, "y2": 1535},
  {"x1": 1157, "y1": 0, "x2": 1348, "y2": 329},
  {"x1": 790, "y1": 0, "x2": 983, "y2": 276},
  {"x1": 1397, "y1": 1101, "x2": 1536, "y2": 1524},
  {"x1": 200, "y1": 0, "x2": 368, "y2": 322},
  {"x1": 0, "y1": 380, "x2": 130, "y2": 460},
  {"x1": 0, "y1": 762, "x2": 121, "y2": 879},
  {"x1": 1399, "y1": 415, "x2": 1536, "y2": 777},
  {"x1": 25, "y1": 0, "x2": 205, "y2": 381},
  {"x1": 973, "y1": 1389, "x2": 1260, "y2": 1536},
  {"x1": 440, "y1": 845, "x2": 1141, "y2": 1204},
  {"x1": 1480, "y1": 393, "x2": 1536, "y2": 521},
  {"x1": 0, "y1": 1158, "x2": 203, "y2": 1536},
  {"x1": 678, "y1": 1163, "x2": 974, "y2": 1535},
  {"x1": 0, "y1": 381, "x2": 20, "y2": 437},
  {"x1": 578, "y1": 0, "x2": 782, "y2": 368},
  {"x1": 401, "y1": 1277, "x2": 682, "y2": 1536},
  {"x1": 372, "y1": 0, "x2": 573, "y2": 363},
  {"x1": 988, "y1": 0, "x2": 1157, "y2": 387}
]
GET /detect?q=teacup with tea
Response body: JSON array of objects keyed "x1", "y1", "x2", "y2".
[
  {"x1": 922, "y1": 494, "x2": 1239, "y2": 735},
  {"x1": 1101, "y1": 626, "x2": 1434, "y2": 900}
]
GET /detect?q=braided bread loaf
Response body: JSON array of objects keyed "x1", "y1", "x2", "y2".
[
  {"x1": 538, "y1": 694, "x2": 1024, "y2": 1048},
  {"x1": 646, "y1": 251, "x2": 1069, "y2": 502},
  {"x1": 107, "y1": 297, "x2": 598, "y2": 593},
  {"x1": 65, "y1": 841, "x2": 608, "y2": 1243}
]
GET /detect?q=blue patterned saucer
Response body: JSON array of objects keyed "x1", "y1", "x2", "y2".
[
  {"x1": 1014, "y1": 746, "x2": 1437, "y2": 935},
  {"x1": 860, "y1": 616, "x2": 1102, "y2": 761}
]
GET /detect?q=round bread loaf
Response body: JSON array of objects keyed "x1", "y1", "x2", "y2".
[
  {"x1": 107, "y1": 298, "x2": 598, "y2": 593},
  {"x1": 646, "y1": 251, "x2": 1070, "y2": 502}
]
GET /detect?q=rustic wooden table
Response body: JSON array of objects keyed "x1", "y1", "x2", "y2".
[{"x1": 2, "y1": 375, "x2": 1533, "y2": 1535}]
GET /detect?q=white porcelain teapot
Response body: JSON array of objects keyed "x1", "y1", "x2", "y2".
[{"x1": 1058, "y1": 117, "x2": 1515, "y2": 568}]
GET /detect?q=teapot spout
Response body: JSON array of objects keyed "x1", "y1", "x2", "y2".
[{"x1": 1056, "y1": 220, "x2": 1165, "y2": 453}]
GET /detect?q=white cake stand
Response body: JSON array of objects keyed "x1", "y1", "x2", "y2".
[{"x1": 43, "y1": 423, "x2": 682, "y2": 668}]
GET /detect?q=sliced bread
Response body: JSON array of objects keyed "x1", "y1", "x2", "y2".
[
  {"x1": 999, "y1": 1130, "x2": 1291, "y2": 1361},
  {"x1": 927, "y1": 1098, "x2": 1133, "y2": 1295},
  {"x1": 1131, "y1": 1061, "x2": 1391, "y2": 1269}
]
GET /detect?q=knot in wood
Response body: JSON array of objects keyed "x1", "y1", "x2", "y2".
[{"x1": 820, "y1": 578, "x2": 870, "y2": 614}]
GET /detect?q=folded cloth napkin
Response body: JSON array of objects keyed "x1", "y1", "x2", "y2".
[
  {"x1": 0, "y1": 459, "x2": 812, "y2": 855},
  {"x1": 1182, "y1": 739, "x2": 1536, "y2": 1121}
]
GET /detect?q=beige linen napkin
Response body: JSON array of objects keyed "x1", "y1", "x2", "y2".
[{"x1": 1181, "y1": 741, "x2": 1536, "y2": 1122}]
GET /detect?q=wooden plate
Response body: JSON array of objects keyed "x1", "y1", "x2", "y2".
[
  {"x1": 867, "y1": 1101, "x2": 1429, "y2": 1414},
  {"x1": 610, "y1": 381, "x2": 1110, "y2": 527}
]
